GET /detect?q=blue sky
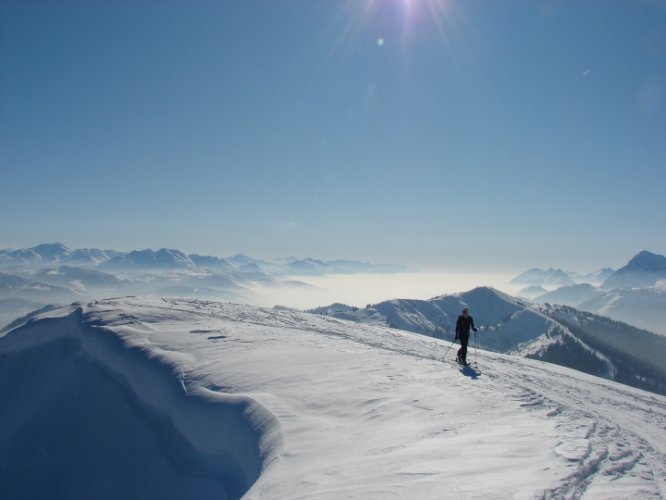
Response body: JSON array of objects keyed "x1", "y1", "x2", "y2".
[{"x1": 1, "y1": 0, "x2": 665, "y2": 271}]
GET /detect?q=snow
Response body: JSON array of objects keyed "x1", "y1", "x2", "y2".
[
  {"x1": 1, "y1": 297, "x2": 665, "y2": 499},
  {"x1": 579, "y1": 286, "x2": 666, "y2": 336}
]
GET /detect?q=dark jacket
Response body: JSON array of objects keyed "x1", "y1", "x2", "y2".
[{"x1": 455, "y1": 315, "x2": 476, "y2": 339}]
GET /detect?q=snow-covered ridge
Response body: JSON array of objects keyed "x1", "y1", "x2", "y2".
[{"x1": 2, "y1": 297, "x2": 666, "y2": 498}]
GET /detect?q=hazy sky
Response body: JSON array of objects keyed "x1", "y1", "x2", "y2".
[{"x1": 1, "y1": 0, "x2": 665, "y2": 272}]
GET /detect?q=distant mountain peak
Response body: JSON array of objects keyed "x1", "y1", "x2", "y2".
[
  {"x1": 602, "y1": 250, "x2": 666, "y2": 290},
  {"x1": 30, "y1": 242, "x2": 71, "y2": 259},
  {"x1": 626, "y1": 250, "x2": 666, "y2": 271},
  {"x1": 227, "y1": 253, "x2": 260, "y2": 267},
  {"x1": 510, "y1": 268, "x2": 575, "y2": 287},
  {"x1": 461, "y1": 286, "x2": 508, "y2": 302}
]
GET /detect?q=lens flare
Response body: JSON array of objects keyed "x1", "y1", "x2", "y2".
[
  {"x1": 369, "y1": 0, "x2": 457, "y2": 46},
  {"x1": 327, "y1": 0, "x2": 459, "y2": 60}
]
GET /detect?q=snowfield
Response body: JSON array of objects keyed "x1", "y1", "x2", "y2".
[{"x1": 1, "y1": 297, "x2": 665, "y2": 499}]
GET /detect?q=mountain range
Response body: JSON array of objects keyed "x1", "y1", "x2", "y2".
[
  {"x1": 512, "y1": 250, "x2": 666, "y2": 291},
  {"x1": 0, "y1": 243, "x2": 409, "y2": 275},
  {"x1": 510, "y1": 251, "x2": 666, "y2": 335},
  {"x1": 0, "y1": 243, "x2": 410, "y2": 329},
  {"x1": 511, "y1": 266, "x2": 617, "y2": 288}
]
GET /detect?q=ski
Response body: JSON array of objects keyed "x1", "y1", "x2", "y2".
[
  {"x1": 449, "y1": 357, "x2": 477, "y2": 368},
  {"x1": 450, "y1": 357, "x2": 479, "y2": 370}
]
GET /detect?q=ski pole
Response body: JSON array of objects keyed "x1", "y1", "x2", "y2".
[
  {"x1": 442, "y1": 335, "x2": 456, "y2": 360},
  {"x1": 474, "y1": 330, "x2": 478, "y2": 365}
]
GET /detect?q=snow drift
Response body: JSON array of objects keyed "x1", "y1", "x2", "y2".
[
  {"x1": 0, "y1": 304, "x2": 281, "y2": 500},
  {"x1": 1, "y1": 297, "x2": 665, "y2": 499}
]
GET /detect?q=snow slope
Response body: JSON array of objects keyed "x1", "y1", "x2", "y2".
[{"x1": 1, "y1": 297, "x2": 665, "y2": 499}]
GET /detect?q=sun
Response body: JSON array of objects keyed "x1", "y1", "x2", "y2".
[
  {"x1": 364, "y1": 0, "x2": 457, "y2": 43},
  {"x1": 329, "y1": 0, "x2": 458, "y2": 58}
]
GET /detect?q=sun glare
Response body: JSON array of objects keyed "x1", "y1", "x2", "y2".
[
  {"x1": 369, "y1": 0, "x2": 455, "y2": 44},
  {"x1": 329, "y1": 0, "x2": 456, "y2": 58}
]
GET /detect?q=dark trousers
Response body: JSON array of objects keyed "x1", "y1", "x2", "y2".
[{"x1": 457, "y1": 331, "x2": 470, "y2": 361}]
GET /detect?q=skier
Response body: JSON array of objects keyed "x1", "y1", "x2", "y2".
[{"x1": 455, "y1": 307, "x2": 477, "y2": 365}]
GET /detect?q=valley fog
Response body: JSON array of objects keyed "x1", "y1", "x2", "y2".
[{"x1": 248, "y1": 272, "x2": 519, "y2": 310}]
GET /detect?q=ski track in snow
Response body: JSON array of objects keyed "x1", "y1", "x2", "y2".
[
  {"x1": 488, "y1": 355, "x2": 666, "y2": 499},
  {"x1": 3, "y1": 296, "x2": 665, "y2": 499}
]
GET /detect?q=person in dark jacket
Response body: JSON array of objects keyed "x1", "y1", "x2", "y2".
[{"x1": 455, "y1": 307, "x2": 477, "y2": 365}]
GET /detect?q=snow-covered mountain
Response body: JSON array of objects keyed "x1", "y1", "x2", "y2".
[
  {"x1": 2, "y1": 249, "x2": 41, "y2": 265},
  {"x1": 28, "y1": 242, "x2": 71, "y2": 260},
  {"x1": 509, "y1": 252, "x2": 666, "y2": 336},
  {"x1": 580, "y1": 267, "x2": 615, "y2": 285},
  {"x1": 1, "y1": 297, "x2": 664, "y2": 499},
  {"x1": 312, "y1": 287, "x2": 571, "y2": 352},
  {"x1": 0, "y1": 243, "x2": 407, "y2": 277},
  {"x1": 189, "y1": 254, "x2": 235, "y2": 271},
  {"x1": 65, "y1": 248, "x2": 113, "y2": 266},
  {"x1": 517, "y1": 284, "x2": 548, "y2": 299},
  {"x1": 578, "y1": 285, "x2": 666, "y2": 336},
  {"x1": 242, "y1": 256, "x2": 410, "y2": 276},
  {"x1": 602, "y1": 250, "x2": 666, "y2": 289},
  {"x1": 520, "y1": 256, "x2": 666, "y2": 336},
  {"x1": 527, "y1": 283, "x2": 666, "y2": 337},
  {"x1": 103, "y1": 248, "x2": 195, "y2": 270},
  {"x1": 279, "y1": 257, "x2": 328, "y2": 275},
  {"x1": 510, "y1": 267, "x2": 576, "y2": 287},
  {"x1": 0, "y1": 243, "x2": 72, "y2": 265},
  {"x1": 533, "y1": 283, "x2": 605, "y2": 307},
  {"x1": 312, "y1": 287, "x2": 666, "y2": 395},
  {"x1": 539, "y1": 304, "x2": 666, "y2": 395},
  {"x1": 0, "y1": 243, "x2": 111, "y2": 268},
  {"x1": 511, "y1": 266, "x2": 616, "y2": 288}
]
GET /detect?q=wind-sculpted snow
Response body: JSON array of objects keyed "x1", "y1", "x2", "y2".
[
  {"x1": 0, "y1": 302, "x2": 281, "y2": 500},
  {"x1": 1, "y1": 297, "x2": 665, "y2": 499}
]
